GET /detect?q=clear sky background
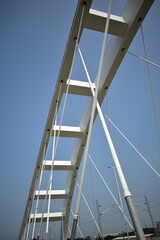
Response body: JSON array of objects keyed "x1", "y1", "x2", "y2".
[{"x1": 1, "y1": 0, "x2": 160, "y2": 239}]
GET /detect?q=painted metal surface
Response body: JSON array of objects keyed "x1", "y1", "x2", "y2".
[
  {"x1": 43, "y1": 160, "x2": 73, "y2": 171},
  {"x1": 19, "y1": 0, "x2": 154, "y2": 239}
]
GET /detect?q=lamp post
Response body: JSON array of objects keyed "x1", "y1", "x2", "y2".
[
  {"x1": 96, "y1": 200, "x2": 103, "y2": 234},
  {"x1": 107, "y1": 166, "x2": 126, "y2": 236},
  {"x1": 144, "y1": 196, "x2": 157, "y2": 234}
]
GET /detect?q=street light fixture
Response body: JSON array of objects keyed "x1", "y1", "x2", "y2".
[{"x1": 107, "y1": 166, "x2": 126, "y2": 236}]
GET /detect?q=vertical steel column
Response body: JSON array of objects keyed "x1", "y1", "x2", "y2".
[
  {"x1": 96, "y1": 200, "x2": 103, "y2": 234},
  {"x1": 144, "y1": 195, "x2": 156, "y2": 233}
]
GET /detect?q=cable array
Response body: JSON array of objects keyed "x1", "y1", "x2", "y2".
[{"x1": 20, "y1": 2, "x2": 159, "y2": 240}]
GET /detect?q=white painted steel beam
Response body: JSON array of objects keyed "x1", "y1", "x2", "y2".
[
  {"x1": 34, "y1": 190, "x2": 68, "y2": 200},
  {"x1": 63, "y1": 0, "x2": 154, "y2": 238},
  {"x1": 52, "y1": 125, "x2": 83, "y2": 138},
  {"x1": 66, "y1": 79, "x2": 96, "y2": 96},
  {"x1": 19, "y1": 1, "x2": 154, "y2": 240},
  {"x1": 19, "y1": 1, "x2": 93, "y2": 239},
  {"x1": 85, "y1": 9, "x2": 128, "y2": 36},
  {"x1": 43, "y1": 160, "x2": 73, "y2": 171},
  {"x1": 30, "y1": 212, "x2": 64, "y2": 222}
]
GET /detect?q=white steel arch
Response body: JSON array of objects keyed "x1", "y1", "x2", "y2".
[{"x1": 19, "y1": 1, "x2": 154, "y2": 240}]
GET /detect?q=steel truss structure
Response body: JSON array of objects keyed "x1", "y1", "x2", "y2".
[{"x1": 19, "y1": 0, "x2": 154, "y2": 239}]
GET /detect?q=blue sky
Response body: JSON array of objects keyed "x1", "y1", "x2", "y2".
[{"x1": 1, "y1": 0, "x2": 160, "y2": 239}]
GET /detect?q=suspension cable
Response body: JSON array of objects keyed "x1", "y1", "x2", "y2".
[
  {"x1": 71, "y1": 2, "x2": 113, "y2": 239},
  {"x1": 126, "y1": 50, "x2": 160, "y2": 69},
  {"x1": 140, "y1": 24, "x2": 160, "y2": 138},
  {"x1": 37, "y1": 83, "x2": 63, "y2": 238},
  {"x1": 45, "y1": 112, "x2": 57, "y2": 237},
  {"x1": 78, "y1": 42, "x2": 133, "y2": 195},
  {"x1": 104, "y1": 114, "x2": 160, "y2": 178},
  {"x1": 105, "y1": 93, "x2": 126, "y2": 234},
  {"x1": 27, "y1": 79, "x2": 63, "y2": 240},
  {"x1": 24, "y1": 137, "x2": 49, "y2": 240},
  {"x1": 89, "y1": 158, "x2": 97, "y2": 233},
  {"x1": 57, "y1": 0, "x2": 86, "y2": 137},
  {"x1": 45, "y1": 82, "x2": 63, "y2": 237},
  {"x1": 37, "y1": 3, "x2": 86, "y2": 239},
  {"x1": 77, "y1": 42, "x2": 136, "y2": 232},
  {"x1": 88, "y1": 154, "x2": 134, "y2": 231},
  {"x1": 28, "y1": 129, "x2": 51, "y2": 240},
  {"x1": 105, "y1": 91, "x2": 113, "y2": 139},
  {"x1": 75, "y1": 179, "x2": 102, "y2": 234}
]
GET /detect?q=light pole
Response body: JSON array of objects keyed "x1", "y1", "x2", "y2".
[
  {"x1": 144, "y1": 196, "x2": 157, "y2": 234},
  {"x1": 96, "y1": 200, "x2": 103, "y2": 234},
  {"x1": 107, "y1": 166, "x2": 126, "y2": 236},
  {"x1": 96, "y1": 200, "x2": 111, "y2": 239}
]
